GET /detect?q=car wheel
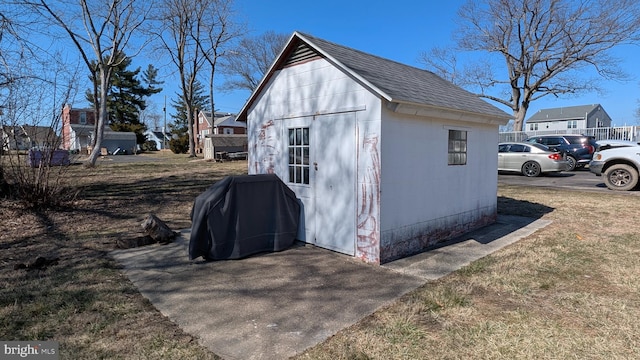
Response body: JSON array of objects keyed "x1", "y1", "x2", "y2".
[
  {"x1": 566, "y1": 156, "x2": 577, "y2": 171},
  {"x1": 522, "y1": 161, "x2": 541, "y2": 177},
  {"x1": 603, "y1": 164, "x2": 639, "y2": 191}
]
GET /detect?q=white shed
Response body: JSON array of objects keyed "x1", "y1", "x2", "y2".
[{"x1": 237, "y1": 32, "x2": 511, "y2": 264}]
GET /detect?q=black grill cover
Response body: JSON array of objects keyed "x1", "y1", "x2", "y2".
[{"x1": 189, "y1": 174, "x2": 300, "y2": 260}]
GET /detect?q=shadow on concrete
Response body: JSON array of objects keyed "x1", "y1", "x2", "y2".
[{"x1": 111, "y1": 211, "x2": 552, "y2": 360}]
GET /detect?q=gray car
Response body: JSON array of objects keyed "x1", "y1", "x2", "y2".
[{"x1": 498, "y1": 142, "x2": 569, "y2": 177}]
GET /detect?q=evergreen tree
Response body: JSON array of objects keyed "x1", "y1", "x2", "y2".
[
  {"x1": 170, "y1": 79, "x2": 209, "y2": 134},
  {"x1": 87, "y1": 54, "x2": 163, "y2": 144},
  {"x1": 169, "y1": 79, "x2": 209, "y2": 154}
]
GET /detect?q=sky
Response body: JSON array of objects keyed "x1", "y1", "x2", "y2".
[{"x1": 148, "y1": 0, "x2": 640, "y2": 126}]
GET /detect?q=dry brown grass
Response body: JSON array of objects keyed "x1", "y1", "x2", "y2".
[
  {"x1": 0, "y1": 154, "x2": 246, "y2": 359},
  {"x1": 1, "y1": 156, "x2": 639, "y2": 359}
]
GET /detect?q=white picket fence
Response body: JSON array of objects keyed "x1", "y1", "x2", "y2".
[{"x1": 499, "y1": 126, "x2": 640, "y2": 143}]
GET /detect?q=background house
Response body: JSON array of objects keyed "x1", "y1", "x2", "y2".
[
  {"x1": 195, "y1": 111, "x2": 247, "y2": 154},
  {"x1": 526, "y1": 104, "x2": 612, "y2": 131},
  {"x1": 62, "y1": 104, "x2": 137, "y2": 154},
  {"x1": 238, "y1": 32, "x2": 511, "y2": 264},
  {"x1": 144, "y1": 129, "x2": 172, "y2": 150},
  {"x1": 1, "y1": 125, "x2": 59, "y2": 151}
]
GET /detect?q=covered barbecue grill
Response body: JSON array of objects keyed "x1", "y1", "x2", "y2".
[{"x1": 189, "y1": 174, "x2": 300, "y2": 260}]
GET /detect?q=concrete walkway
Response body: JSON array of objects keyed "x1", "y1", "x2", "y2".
[{"x1": 111, "y1": 215, "x2": 550, "y2": 360}]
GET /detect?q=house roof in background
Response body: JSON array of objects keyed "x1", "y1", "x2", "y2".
[
  {"x1": 200, "y1": 111, "x2": 245, "y2": 128},
  {"x1": 238, "y1": 31, "x2": 512, "y2": 122},
  {"x1": 214, "y1": 115, "x2": 246, "y2": 128},
  {"x1": 527, "y1": 104, "x2": 604, "y2": 123},
  {"x1": 1, "y1": 125, "x2": 59, "y2": 143},
  {"x1": 145, "y1": 130, "x2": 171, "y2": 140}
]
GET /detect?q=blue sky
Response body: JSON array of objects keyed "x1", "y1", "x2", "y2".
[{"x1": 155, "y1": 0, "x2": 640, "y2": 126}]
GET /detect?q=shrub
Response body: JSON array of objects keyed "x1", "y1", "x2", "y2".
[{"x1": 169, "y1": 135, "x2": 189, "y2": 154}]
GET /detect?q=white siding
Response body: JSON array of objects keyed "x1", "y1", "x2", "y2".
[
  {"x1": 378, "y1": 106, "x2": 498, "y2": 262},
  {"x1": 529, "y1": 119, "x2": 587, "y2": 131},
  {"x1": 248, "y1": 57, "x2": 380, "y2": 259},
  {"x1": 248, "y1": 57, "x2": 374, "y2": 176},
  {"x1": 246, "y1": 56, "x2": 500, "y2": 264}
]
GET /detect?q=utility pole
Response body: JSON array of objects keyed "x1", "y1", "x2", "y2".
[{"x1": 163, "y1": 95, "x2": 167, "y2": 150}]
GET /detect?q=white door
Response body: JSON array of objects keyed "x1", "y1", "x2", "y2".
[
  {"x1": 313, "y1": 113, "x2": 356, "y2": 255},
  {"x1": 283, "y1": 113, "x2": 356, "y2": 255}
]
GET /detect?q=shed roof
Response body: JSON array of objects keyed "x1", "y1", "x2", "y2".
[
  {"x1": 526, "y1": 104, "x2": 603, "y2": 123},
  {"x1": 70, "y1": 124, "x2": 136, "y2": 140},
  {"x1": 205, "y1": 134, "x2": 248, "y2": 147},
  {"x1": 237, "y1": 31, "x2": 511, "y2": 123}
]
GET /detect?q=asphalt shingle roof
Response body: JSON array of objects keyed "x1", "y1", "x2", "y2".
[
  {"x1": 297, "y1": 32, "x2": 509, "y2": 119},
  {"x1": 238, "y1": 32, "x2": 511, "y2": 121},
  {"x1": 526, "y1": 104, "x2": 601, "y2": 123}
]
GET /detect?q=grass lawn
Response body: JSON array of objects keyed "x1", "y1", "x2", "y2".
[{"x1": 1, "y1": 153, "x2": 639, "y2": 359}]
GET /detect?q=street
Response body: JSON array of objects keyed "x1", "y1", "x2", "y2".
[{"x1": 498, "y1": 167, "x2": 640, "y2": 194}]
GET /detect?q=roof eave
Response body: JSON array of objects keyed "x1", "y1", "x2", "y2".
[{"x1": 388, "y1": 101, "x2": 512, "y2": 126}]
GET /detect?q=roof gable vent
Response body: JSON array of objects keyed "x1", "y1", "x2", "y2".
[{"x1": 281, "y1": 40, "x2": 321, "y2": 68}]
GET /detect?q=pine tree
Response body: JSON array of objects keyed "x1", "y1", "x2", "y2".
[
  {"x1": 86, "y1": 54, "x2": 163, "y2": 144},
  {"x1": 170, "y1": 79, "x2": 209, "y2": 134},
  {"x1": 169, "y1": 79, "x2": 209, "y2": 154}
]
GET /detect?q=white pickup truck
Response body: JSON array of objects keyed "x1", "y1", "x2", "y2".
[{"x1": 589, "y1": 140, "x2": 640, "y2": 191}]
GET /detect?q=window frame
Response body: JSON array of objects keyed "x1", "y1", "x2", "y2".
[
  {"x1": 448, "y1": 129, "x2": 467, "y2": 166},
  {"x1": 287, "y1": 126, "x2": 310, "y2": 185}
]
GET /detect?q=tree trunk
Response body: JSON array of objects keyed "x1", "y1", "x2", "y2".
[
  {"x1": 188, "y1": 107, "x2": 197, "y2": 157},
  {"x1": 141, "y1": 213, "x2": 177, "y2": 243},
  {"x1": 86, "y1": 66, "x2": 111, "y2": 167},
  {"x1": 513, "y1": 104, "x2": 528, "y2": 132}
]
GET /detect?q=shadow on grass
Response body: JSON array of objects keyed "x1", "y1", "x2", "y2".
[
  {"x1": 498, "y1": 196, "x2": 555, "y2": 219},
  {"x1": 408, "y1": 196, "x2": 555, "y2": 259}
]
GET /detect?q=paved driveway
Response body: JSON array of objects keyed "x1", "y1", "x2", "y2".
[{"x1": 499, "y1": 168, "x2": 640, "y2": 194}]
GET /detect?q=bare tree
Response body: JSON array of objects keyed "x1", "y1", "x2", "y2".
[
  {"x1": 0, "y1": 7, "x2": 81, "y2": 206},
  {"x1": 151, "y1": 0, "x2": 211, "y2": 157},
  {"x1": 221, "y1": 31, "x2": 288, "y2": 92},
  {"x1": 422, "y1": 0, "x2": 640, "y2": 131},
  {"x1": 195, "y1": 0, "x2": 243, "y2": 116},
  {"x1": 419, "y1": 46, "x2": 461, "y2": 85},
  {"x1": 1, "y1": 6, "x2": 66, "y2": 200},
  {"x1": 24, "y1": 0, "x2": 151, "y2": 166}
]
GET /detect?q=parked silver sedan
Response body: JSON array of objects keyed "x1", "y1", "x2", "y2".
[{"x1": 498, "y1": 142, "x2": 569, "y2": 177}]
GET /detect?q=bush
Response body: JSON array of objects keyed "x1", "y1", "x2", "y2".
[
  {"x1": 1, "y1": 152, "x2": 76, "y2": 208},
  {"x1": 169, "y1": 135, "x2": 189, "y2": 154},
  {"x1": 141, "y1": 140, "x2": 158, "y2": 152}
]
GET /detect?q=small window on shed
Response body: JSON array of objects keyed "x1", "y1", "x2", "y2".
[
  {"x1": 448, "y1": 130, "x2": 467, "y2": 165},
  {"x1": 288, "y1": 127, "x2": 310, "y2": 184},
  {"x1": 80, "y1": 112, "x2": 87, "y2": 124}
]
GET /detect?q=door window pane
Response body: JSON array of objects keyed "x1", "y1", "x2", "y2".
[{"x1": 288, "y1": 126, "x2": 310, "y2": 184}]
